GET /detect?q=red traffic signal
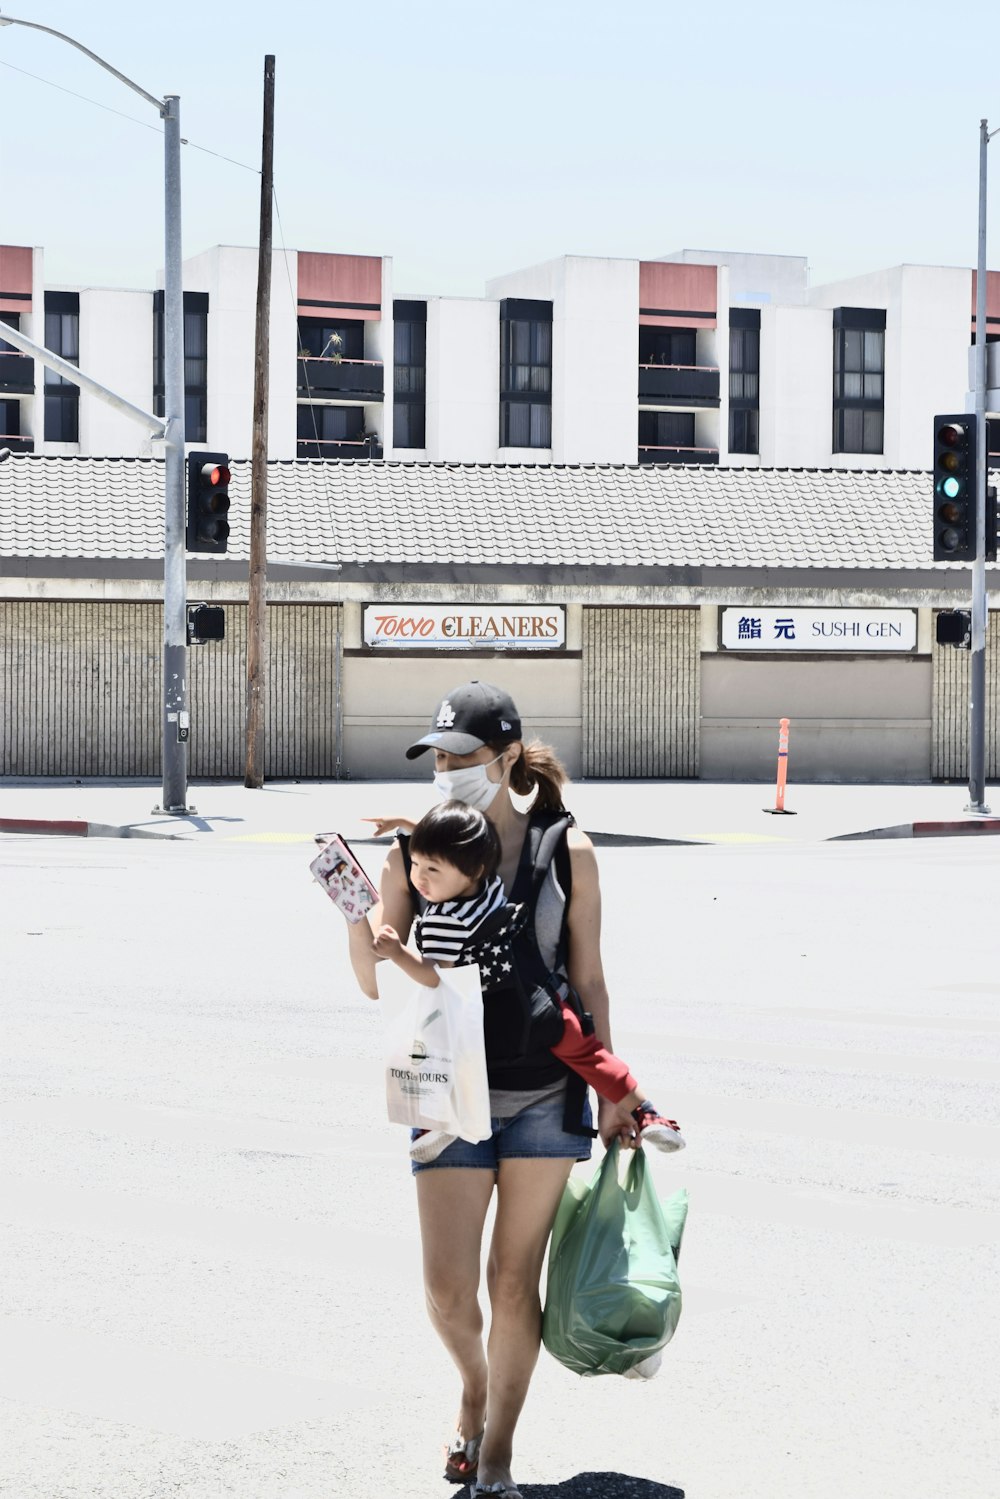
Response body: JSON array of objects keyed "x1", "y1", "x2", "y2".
[{"x1": 186, "y1": 451, "x2": 231, "y2": 554}]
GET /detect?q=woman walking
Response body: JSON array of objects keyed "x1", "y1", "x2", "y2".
[{"x1": 343, "y1": 680, "x2": 644, "y2": 1498}]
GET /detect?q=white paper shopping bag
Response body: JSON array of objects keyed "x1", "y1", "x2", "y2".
[{"x1": 378, "y1": 962, "x2": 491, "y2": 1143}]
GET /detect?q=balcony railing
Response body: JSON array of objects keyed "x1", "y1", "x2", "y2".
[
  {"x1": 296, "y1": 438, "x2": 384, "y2": 461},
  {"x1": 638, "y1": 364, "x2": 720, "y2": 407},
  {"x1": 297, "y1": 357, "x2": 384, "y2": 401},
  {"x1": 637, "y1": 445, "x2": 719, "y2": 466},
  {"x1": 0, "y1": 434, "x2": 34, "y2": 454},
  {"x1": 0, "y1": 351, "x2": 34, "y2": 394}
]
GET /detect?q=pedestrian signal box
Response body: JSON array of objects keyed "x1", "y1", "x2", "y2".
[
  {"x1": 187, "y1": 603, "x2": 225, "y2": 645},
  {"x1": 935, "y1": 609, "x2": 972, "y2": 649}
]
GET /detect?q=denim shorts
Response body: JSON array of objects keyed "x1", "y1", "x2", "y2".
[{"x1": 411, "y1": 1089, "x2": 593, "y2": 1174}]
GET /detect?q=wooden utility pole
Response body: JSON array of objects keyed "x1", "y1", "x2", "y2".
[{"x1": 245, "y1": 54, "x2": 275, "y2": 788}]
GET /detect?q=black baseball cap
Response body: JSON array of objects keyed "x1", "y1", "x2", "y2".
[{"x1": 406, "y1": 681, "x2": 522, "y2": 759}]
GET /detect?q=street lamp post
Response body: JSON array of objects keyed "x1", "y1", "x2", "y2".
[{"x1": 0, "y1": 12, "x2": 191, "y2": 813}]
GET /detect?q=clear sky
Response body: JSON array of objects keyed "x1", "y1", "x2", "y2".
[{"x1": 2, "y1": 0, "x2": 1000, "y2": 297}]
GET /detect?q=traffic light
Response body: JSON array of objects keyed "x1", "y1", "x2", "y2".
[
  {"x1": 932, "y1": 415, "x2": 977, "y2": 561},
  {"x1": 186, "y1": 603, "x2": 225, "y2": 645},
  {"x1": 186, "y1": 451, "x2": 231, "y2": 553}
]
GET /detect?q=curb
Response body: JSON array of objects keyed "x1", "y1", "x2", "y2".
[
  {"x1": 584, "y1": 831, "x2": 708, "y2": 848},
  {"x1": 830, "y1": 818, "x2": 1000, "y2": 842},
  {"x1": 0, "y1": 818, "x2": 183, "y2": 841}
]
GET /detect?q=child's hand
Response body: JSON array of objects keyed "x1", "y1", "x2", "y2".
[
  {"x1": 373, "y1": 924, "x2": 404, "y2": 958},
  {"x1": 362, "y1": 816, "x2": 417, "y2": 838}
]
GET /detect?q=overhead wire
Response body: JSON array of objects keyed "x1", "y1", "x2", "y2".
[
  {"x1": 4, "y1": 51, "x2": 330, "y2": 458},
  {"x1": 0, "y1": 56, "x2": 260, "y2": 172},
  {"x1": 272, "y1": 187, "x2": 322, "y2": 455}
]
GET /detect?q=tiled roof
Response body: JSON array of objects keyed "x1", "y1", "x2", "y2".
[{"x1": 0, "y1": 453, "x2": 965, "y2": 572}]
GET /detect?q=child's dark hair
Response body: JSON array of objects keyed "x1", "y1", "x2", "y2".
[{"x1": 409, "y1": 800, "x2": 501, "y2": 883}]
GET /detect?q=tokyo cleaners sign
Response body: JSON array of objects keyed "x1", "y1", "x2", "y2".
[
  {"x1": 721, "y1": 607, "x2": 917, "y2": 653},
  {"x1": 363, "y1": 604, "x2": 566, "y2": 650}
]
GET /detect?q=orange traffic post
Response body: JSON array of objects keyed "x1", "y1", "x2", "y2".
[{"x1": 764, "y1": 717, "x2": 797, "y2": 815}]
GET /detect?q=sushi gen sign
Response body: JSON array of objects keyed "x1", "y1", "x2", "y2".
[
  {"x1": 363, "y1": 604, "x2": 566, "y2": 650},
  {"x1": 721, "y1": 607, "x2": 917, "y2": 652}
]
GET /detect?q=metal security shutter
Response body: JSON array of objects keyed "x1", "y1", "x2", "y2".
[
  {"x1": 0, "y1": 601, "x2": 160, "y2": 776},
  {"x1": 188, "y1": 603, "x2": 343, "y2": 779},
  {"x1": 931, "y1": 610, "x2": 1000, "y2": 779},
  {"x1": 0, "y1": 601, "x2": 342, "y2": 779},
  {"x1": 582, "y1": 606, "x2": 699, "y2": 777}
]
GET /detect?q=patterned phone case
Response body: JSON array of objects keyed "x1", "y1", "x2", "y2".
[{"x1": 310, "y1": 834, "x2": 378, "y2": 923}]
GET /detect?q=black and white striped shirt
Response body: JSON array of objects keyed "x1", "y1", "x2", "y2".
[{"x1": 415, "y1": 874, "x2": 508, "y2": 963}]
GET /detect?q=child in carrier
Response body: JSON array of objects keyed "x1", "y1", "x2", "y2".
[{"x1": 373, "y1": 800, "x2": 685, "y2": 1163}]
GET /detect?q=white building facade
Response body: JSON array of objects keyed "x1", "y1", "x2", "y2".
[{"x1": 2, "y1": 240, "x2": 999, "y2": 469}]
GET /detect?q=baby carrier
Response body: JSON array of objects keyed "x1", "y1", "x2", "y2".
[{"x1": 399, "y1": 810, "x2": 597, "y2": 1137}]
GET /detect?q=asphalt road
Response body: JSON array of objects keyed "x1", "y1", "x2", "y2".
[{"x1": 1, "y1": 831, "x2": 998, "y2": 1499}]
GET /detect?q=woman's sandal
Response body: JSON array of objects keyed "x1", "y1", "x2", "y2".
[{"x1": 443, "y1": 1428, "x2": 485, "y2": 1484}]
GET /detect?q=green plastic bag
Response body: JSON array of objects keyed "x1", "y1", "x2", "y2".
[{"x1": 542, "y1": 1142, "x2": 687, "y2": 1377}]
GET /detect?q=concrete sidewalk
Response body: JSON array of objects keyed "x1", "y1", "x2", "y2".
[{"x1": 2, "y1": 775, "x2": 998, "y2": 845}]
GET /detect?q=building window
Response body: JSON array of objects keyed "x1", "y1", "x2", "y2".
[
  {"x1": 393, "y1": 300, "x2": 426, "y2": 450},
  {"x1": 0, "y1": 313, "x2": 35, "y2": 397},
  {"x1": 988, "y1": 418, "x2": 1000, "y2": 461},
  {"x1": 44, "y1": 291, "x2": 80, "y2": 443},
  {"x1": 639, "y1": 327, "x2": 698, "y2": 366},
  {"x1": 0, "y1": 397, "x2": 21, "y2": 438},
  {"x1": 298, "y1": 317, "x2": 365, "y2": 362},
  {"x1": 638, "y1": 410, "x2": 695, "y2": 450},
  {"x1": 729, "y1": 309, "x2": 760, "y2": 455},
  {"x1": 833, "y1": 307, "x2": 885, "y2": 455},
  {"x1": 500, "y1": 298, "x2": 552, "y2": 448},
  {"x1": 296, "y1": 402, "x2": 375, "y2": 458},
  {"x1": 394, "y1": 400, "x2": 426, "y2": 449},
  {"x1": 502, "y1": 401, "x2": 551, "y2": 447},
  {"x1": 154, "y1": 291, "x2": 208, "y2": 443}
]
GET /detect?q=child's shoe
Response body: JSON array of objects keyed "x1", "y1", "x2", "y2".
[
  {"x1": 631, "y1": 1101, "x2": 685, "y2": 1153},
  {"x1": 410, "y1": 1128, "x2": 456, "y2": 1163}
]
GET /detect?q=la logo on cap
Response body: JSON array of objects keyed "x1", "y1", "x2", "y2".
[{"x1": 436, "y1": 701, "x2": 457, "y2": 727}]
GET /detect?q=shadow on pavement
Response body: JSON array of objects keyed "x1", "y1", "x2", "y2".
[{"x1": 461, "y1": 1476, "x2": 683, "y2": 1498}]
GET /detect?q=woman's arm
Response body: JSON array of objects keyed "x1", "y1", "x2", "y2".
[
  {"x1": 345, "y1": 842, "x2": 416, "y2": 1000},
  {"x1": 565, "y1": 828, "x2": 637, "y2": 1148}
]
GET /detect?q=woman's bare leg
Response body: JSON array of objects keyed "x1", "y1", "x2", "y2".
[
  {"x1": 415, "y1": 1167, "x2": 496, "y2": 1444},
  {"x1": 477, "y1": 1156, "x2": 575, "y2": 1489}
]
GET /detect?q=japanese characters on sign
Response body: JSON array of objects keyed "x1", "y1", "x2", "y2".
[
  {"x1": 363, "y1": 604, "x2": 566, "y2": 650},
  {"x1": 720, "y1": 608, "x2": 917, "y2": 653}
]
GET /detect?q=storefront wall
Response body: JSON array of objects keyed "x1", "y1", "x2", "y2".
[
  {"x1": 700, "y1": 654, "x2": 933, "y2": 781},
  {"x1": 3, "y1": 593, "x2": 995, "y2": 784},
  {"x1": 341, "y1": 661, "x2": 582, "y2": 780}
]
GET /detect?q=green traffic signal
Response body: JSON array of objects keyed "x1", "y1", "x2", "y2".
[{"x1": 932, "y1": 414, "x2": 977, "y2": 562}]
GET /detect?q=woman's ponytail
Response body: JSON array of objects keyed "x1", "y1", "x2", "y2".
[{"x1": 504, "y1": 738, "x2": 568, "y2": 813}]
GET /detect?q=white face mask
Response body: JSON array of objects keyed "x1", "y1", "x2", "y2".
[{"x1": 433, "y1": 751, "x2": 507, "y2": 812}]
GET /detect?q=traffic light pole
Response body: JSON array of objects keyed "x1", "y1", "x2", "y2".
[
  {"x1": 968, "y1": 118, "x2": 999, "y2": 815},
  {"x1": 157, "y1": 95, "x2": 192, "y2": 815},
  {"x1": 0, "y1": 15, "x2": 191, "y2": 812}
]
